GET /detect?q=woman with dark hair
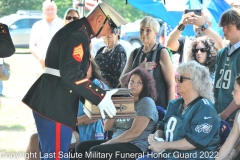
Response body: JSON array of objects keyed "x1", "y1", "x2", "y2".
[
  {"x1": 187, "y1": 36, "x2": 218, "y2": 83},
  {"x1": 63, "y1": 8, "x2": 80, "y2": 25},
  {"x1": 125, "y1": 67, "x2": 157, "y2": 101},
  {"x1": 75, "y1": 68, "x2": 158, "y2": 160}
]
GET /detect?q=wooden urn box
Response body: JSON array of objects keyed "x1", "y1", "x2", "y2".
[{"x1": 84, "y1": 88, "x2": 136, "y2": 119}]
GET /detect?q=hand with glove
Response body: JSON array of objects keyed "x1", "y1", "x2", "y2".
[{"x1": 97, "y1": 89, "x2": 118, "y2": 119}]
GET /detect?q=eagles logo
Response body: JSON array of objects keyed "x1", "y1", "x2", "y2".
[
  {"x1": 195, "y1": 123, "x2": 212, "y2": 133},
  {"x1": 72, "y1": 43, "x2": 84, "y2": 62}
]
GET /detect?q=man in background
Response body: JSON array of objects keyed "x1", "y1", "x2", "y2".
[{"x1": 29, "y1": 0, "x2": 63, "y2": 78}]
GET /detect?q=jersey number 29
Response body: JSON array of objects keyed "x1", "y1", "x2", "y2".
[{"x1": 215, "y1": 69, "x2": 231, "y2": 89}]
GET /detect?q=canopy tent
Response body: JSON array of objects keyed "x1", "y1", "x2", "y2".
[{"x1": 128, "y1": 0, "x2": 231, "y2": 36}]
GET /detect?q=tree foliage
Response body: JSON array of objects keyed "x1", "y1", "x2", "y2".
[
  {"x1": 0, "y1": 0, "x2": 72, "y2": 19},
  {"x1": 0, "y1": 0, "x2": 148, "y2": 22},
  {"x1": 0, "y1": 0, "x2": 43, "y2": 17},
  {"x1": 106, "y1": 0, "x2": 149, "y2": 22}
]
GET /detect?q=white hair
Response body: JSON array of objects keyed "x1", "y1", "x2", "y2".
[
  {"x1": 177, "y1": 60, "x2": 214, "y2": 103},
  {"x1": 42, "y1": 0, "x2": 57, "y2": 9},
  {"x1": 140, "y1": 16, "x2": 160, "y2": 33}
]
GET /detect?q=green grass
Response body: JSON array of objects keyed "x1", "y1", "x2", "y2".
[
  {"x1": 15, "y1": 48, "x2": 30, "y2": 54},
  {"x1": 0, "y1": 124, "x2": 26, "y2": 131},
  {"x1": 0, "y1": 54, "x2": 37, "y2": 157}
]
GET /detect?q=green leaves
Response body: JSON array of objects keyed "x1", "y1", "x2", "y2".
[{"x1": 0, "y1": 0, "x2": 149, "y2": 23}]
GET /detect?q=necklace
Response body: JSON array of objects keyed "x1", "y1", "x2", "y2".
[
  {"x1": 104, "y1": 41, "x2": 118, "y2": 53},
  {"x1": 179, "y1": 96, "x2": 202, "y2": 115},
  {"x1": 143, "y1": 43, "x2": 156, "y2": 54},
  {"x1": 179, "y1": 104, "x2": 189, "y2": 115},
  {"x1": 139, "y1": 43, "x2": 157, "y2": 65}
]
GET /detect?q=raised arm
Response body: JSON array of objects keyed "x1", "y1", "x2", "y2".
[
  {"x1": 166, "y1": 13, "x2": 190, "y2": 51},
  {"x1": 192, "y1": 13, "x2": 223, "y2": 49}
]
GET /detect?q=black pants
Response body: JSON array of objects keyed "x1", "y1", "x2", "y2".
[{"x1": 75, "y1": 140, "x2": 143, "y2": 160}]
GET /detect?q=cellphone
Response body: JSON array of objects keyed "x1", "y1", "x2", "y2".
[{"x1": 185, "y1": 9, "x2": 201, "y2": 16}]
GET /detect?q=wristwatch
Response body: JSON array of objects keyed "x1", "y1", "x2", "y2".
[
  {"x1": 177, "y1": 23, "x2": 185, "y2": 31},
  {"x1": 201, "y1": 23, "x2": 208, "y2": 31}
]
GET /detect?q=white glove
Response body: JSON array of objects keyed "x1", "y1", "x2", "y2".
[{"x1": 97, "y1": 89, "x2": 118, "y2": 119}]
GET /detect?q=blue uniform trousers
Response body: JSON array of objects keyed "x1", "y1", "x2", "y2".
[{"x1": 33, "y1": 111, "x2": 72, "y2": 160}]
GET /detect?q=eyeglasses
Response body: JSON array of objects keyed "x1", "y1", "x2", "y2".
[
  {"x1": 175, "y1": 76, "x2": 191, "y2": 83},
  {"x1": 192, "y1": 48, "x2": 207, "y2": 53},
  {"x1": 129, "y1": 81, "x2": 143, "y2": 86},
  {"x1": 65, "y1": 16, "x2": 79, "y2": 20}
]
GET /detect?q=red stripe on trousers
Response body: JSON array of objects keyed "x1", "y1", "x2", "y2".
[{"x1": 56, "y1": 122, "x2": 61, "y2": 160}]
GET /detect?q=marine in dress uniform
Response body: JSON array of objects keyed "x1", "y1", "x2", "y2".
[
  {"x1": 0, "y1": 23, "x2": 15, "y2": 57},
  {"x1": 22, "y1": 0, "x2": 127, "y2": 159}
]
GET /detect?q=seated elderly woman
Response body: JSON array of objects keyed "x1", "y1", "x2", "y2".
[
  {"x1": 139, "y1": 61, "x2": 220, "y2": 160},
  {"x1": 75, "y1": 68, "x2": 159, "y2": 160},
  {"x1": 119, "y1": 16, "x2": 175, "y2": 109},
  {"x1": 187, "y1": 36, "x2": 218, "y2": 84}
]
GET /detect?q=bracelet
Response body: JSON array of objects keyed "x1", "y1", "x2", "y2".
[
  {"x1": 177, "y1": 23, "x2": 185, "y2": 31},
  {"x1": 226, "y1": 156, "x2": 232, "y2": 160}
]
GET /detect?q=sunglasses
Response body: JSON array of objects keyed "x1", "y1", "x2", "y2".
[
  {"x1": 65, "y1": 16, "x2": 79, "y2": 20},
  {"x1": 192, "y1": 48, "x2": 207, "y2": 53},
  {"x1": 175, "y1": 76, "x2": 191, "y2": 83}
]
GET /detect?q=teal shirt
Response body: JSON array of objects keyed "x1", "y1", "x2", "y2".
[
  {"x1": 214, "y1": 46, "x2": 240, "y2": 119},
  {"x1": 160, "y1": 98, "x2": 220, "y2": 160}
]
